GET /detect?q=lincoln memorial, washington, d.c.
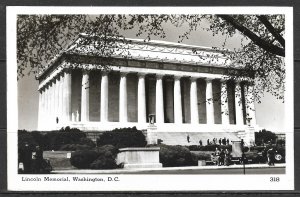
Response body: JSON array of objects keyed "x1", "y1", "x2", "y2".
[{"x1": 37, "y1": 33, "x2": 257, "y2": 146}]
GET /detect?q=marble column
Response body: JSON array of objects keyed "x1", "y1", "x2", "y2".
[
  {"x1": 42, "y1": 88, "x2": 46, "y2": 126},
  {"x1": 221, "y1": 80, "x2": 230, "y2": 125},
  {"x1": 58, "y1": 75, "x2": 64, "y2": 122},
  {"x1": 52, "y1": 80, "x2": 57, "y2": 124},
  {"x1": 100, "y1": 72, "x2": 109, "y2": 122},
  {"x1": 39, "y1": 89, "x2": 44, "y2": 128},
  {"x1": 156, "y1": 74, "x2": 164, "y2": 123},
  {"x1": 55, "y1": 77, "x2": 60, "y2": 122},
  {"x1": 173, "y1": 76, "x2": 183, "y2": 124},
  {"x1": 49, "y1": 82, "x2": 54, "y2": 124},
  {"x1": 58, "y1": 75, "x2": 63, "y2": 122},
  {"x1": 119, "y1": 72, "x2": 128, "y2": 122},
  {"x1": 51, "y1": 81, "x2": 56, "y2": 123},
  {"x1": 206, "y1": 78, "x2": 214, "y2": 124},
  {"x1": 190, "y1": 77, "x2": 199, "y2": 124},
  {"x1": 52, "y1": 79, "x2": 56, "y2": 122},
  {"x1": 38, "y1": 89, "x2": 42, "y2": 129},
  {"x1": 54, "y1": 78, "x2": 59, "y2": 121},
  {"x1": 235, "y1": 81, "x2": 244, "y2": 125},
  {"x1": 64, "y1": 72, "x2": 72, "y2": 122},
  {"x1": 45, "y1": 85, "x2": 49, "y2": 123},
  {"x1": 245, "y1": 84, "x2": 257, "y2": 126},
  {"x1": 81, "y1": 70, "x2": 90, "y2": 122},
  {"x1": 138, "y1": 73, "x2": 147, "y2": 123},
  {"x1": 47, "y1": 85, "x2": 51, "y2": 123},
  {"x1": 47, "y1": 83, "x2": 51, "y2": 123}
]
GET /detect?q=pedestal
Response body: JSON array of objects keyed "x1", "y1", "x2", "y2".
[
  {"x1": 146, "y1": 125, "x2": 158, "y2": 145},
  {"x1": 116, "y1": 147, "x2": 162, "y2": 169}
]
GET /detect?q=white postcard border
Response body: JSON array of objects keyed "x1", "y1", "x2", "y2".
[{"x1": 7, "y1": 6, "x2": 294, "y2": 191}]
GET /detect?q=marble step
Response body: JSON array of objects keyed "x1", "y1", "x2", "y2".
[{"x1": 155, "y1": 132, "x2": 241, "y2": 146}]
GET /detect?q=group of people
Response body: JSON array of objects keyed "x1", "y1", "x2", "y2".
[
  {"x1": 186, "y1": 135, "x2": 231, "y2": 147},
  {"x1": 264, "y1": 141, "x2": 276, "y2": 166},
  {"x1": 207, "y1": 137, "x2": 230, "y2": 146},
  {"x1": 214, "y1": 147, "x2": 231, "y2": 166}
]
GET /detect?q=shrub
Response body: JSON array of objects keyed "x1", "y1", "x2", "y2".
[
  {"x1": 90, "y1": 145, "x2": 119, "y2": 169},
  {"x1": 18, "y1": 130, "x2": 38, "y2": 151},
  {"x1": 97, "y1": 127, "x2": 147, "y2": 148},
  {"x1": 255, "y1": 129, "x2": 277, "y2": 145},
  {"x1": 191, "y1": 152, "x2": 212, "y2": 162},
  {"x1": 70, "y1": 150, "x2": 99, "y2": 169},
  {"x1": 78, "y1": 137, "x2": 96, "y2": 148},
  {"x1": 18, "y1": 128, "x2": 93, "y2": 151},
  {"x1": 277, "y1": 139, "x2": 285, "y2": 146},
  {"x1": 69, "y1": 145, "x2": 119, "y2": 169},
  {"x1": 59, "y1": 144, "x2": 92, "y2": 151},
  {"x1": 188, "y1": 145, "x2": 202, "y2": 151},
  {"x1": 158, "y1": 144, "x2": 194, "y2": 167},
  {"x1": 189, "y1": 144, "x2": 232, "y2": 152},
  {"x1": 30, "y1": 131, "x2": 48, "y2": 150},
  {"x1": 59, "y1": 138, "x2": 96, "y2": 151},
  {"x1": 44, "y1": 128, "x2": 86, "y2": 150}
]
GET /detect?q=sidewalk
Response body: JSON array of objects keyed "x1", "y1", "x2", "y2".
[{"x1": 52, "y1": 163, "x2": 285, "y2": 174}]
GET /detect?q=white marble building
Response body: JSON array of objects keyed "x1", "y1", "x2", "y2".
[{"x1": 37, "y1": 34, "x2": 258, "y2": 145}]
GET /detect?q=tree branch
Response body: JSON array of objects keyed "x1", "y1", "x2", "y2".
[
  {"x1": 217, "y1": 15, "x2": 285, "y2": 57},
  {"x1": 257, "y1": 15, "x2": 285, "y2": 48}
]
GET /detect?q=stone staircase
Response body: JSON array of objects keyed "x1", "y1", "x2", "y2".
[{"x1": 155, "y1": 132, "x2": 241, "y2": 146}]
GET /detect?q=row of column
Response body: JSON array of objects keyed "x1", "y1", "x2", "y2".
[
  {"x1": 39, "y1": 71, "x2": 72, "y2": 127},
  {"x1": 39, "y1": 70, "x2": 257, "y2": 127},
  {"x1": 96, "y1": 72, "x2": 257, "y2": 125}
]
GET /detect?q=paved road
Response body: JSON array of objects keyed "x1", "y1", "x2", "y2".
[
  {"x1": 122, "y1": 167, "x2": 285, "y2": 174},
  {"x1": 53, "y1": 166, "x2": 285, "y2": 174}
]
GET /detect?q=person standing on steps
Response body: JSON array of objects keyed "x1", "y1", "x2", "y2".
[
  {"x1": 199, "y1": 140, "x2": 202, "y2": 146},
  {"x1": 187, "y1": 134, "x2": 190, "y2": 143}
]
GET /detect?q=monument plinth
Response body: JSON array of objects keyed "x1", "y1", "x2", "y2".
[{"x1": 116, "y1": 147, "x2": 162, "y2": 169}]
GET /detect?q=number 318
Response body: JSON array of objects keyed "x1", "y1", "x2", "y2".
[{"x1": 270, "y1": 177, "x2": 280, "y2": 182}]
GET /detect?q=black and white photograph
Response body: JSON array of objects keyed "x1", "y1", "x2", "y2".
[{"x1": 7, "y1": 6, "x2": 294, "y2": 191}]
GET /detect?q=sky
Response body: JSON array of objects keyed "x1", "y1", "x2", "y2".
[{"x1": 17, "y1": 17, "x2": 285, "y2": 132}]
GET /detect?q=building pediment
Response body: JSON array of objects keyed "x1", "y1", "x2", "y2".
[{"x1": 38, "y1": 33, "x2": 241, "y2": 80}]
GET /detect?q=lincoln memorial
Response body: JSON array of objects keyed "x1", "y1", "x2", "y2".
[{"x1": 37, "y1": 33, "x2": 257, "y2": 146}]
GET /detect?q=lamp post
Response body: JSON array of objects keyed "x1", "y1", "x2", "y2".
[{"x1": 241, "y1": 139, "x2": 246, "y2": 175}]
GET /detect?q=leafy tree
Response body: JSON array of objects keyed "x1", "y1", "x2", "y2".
[{"x1": 17, "y1": 14, "x2": 285, "y2": 103}]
